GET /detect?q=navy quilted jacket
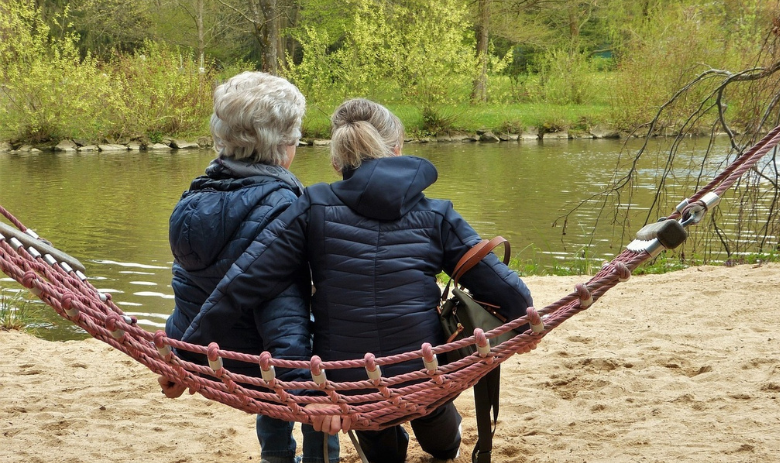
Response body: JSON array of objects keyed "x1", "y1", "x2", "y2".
[
  {"x1": 166, "y1": 157, "x2": 311, "y2": 380},
  {"x1": 183, "y1": 155, "x2": 533, "y2": 382}
]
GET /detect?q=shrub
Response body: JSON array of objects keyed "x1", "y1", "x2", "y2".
[
  {"x1": 0, "y1": 1, "x2": 111, "y2": 143},
  {"x1": 108, "y1": 41, "x2": 216, "y2": 141}
]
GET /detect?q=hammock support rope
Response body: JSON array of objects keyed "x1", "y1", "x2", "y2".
[{"x1": 2, "y1": 125, "x2": 779, "y2": 431}]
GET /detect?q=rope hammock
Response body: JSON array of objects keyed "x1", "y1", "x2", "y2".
[{"x1": 2, "y1": 125, "x2": 779, "y2": 432}]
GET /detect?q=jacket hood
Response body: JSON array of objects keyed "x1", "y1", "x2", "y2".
[
  {"x1": 330, "y1": 156, "x2": 438, "y2": 221},
  {"x1": 169, "y1": 160, "x2": 300, "y2": 271}
]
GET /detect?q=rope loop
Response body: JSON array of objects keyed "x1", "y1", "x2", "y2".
[
  {"x1": 207, "y1": 343, "x2": 224, "y2": 371},
  {"x1": 21, "y1": 270, "x2": 37, "y2": 289},
  {"x1": 474, "y1": 329, "x2": 491, "y2": 358},
  {"x1": 421, "y1": 343, "x2": 438, "y2": 373},
  {"x1": 527, "y1": 307, "x2": 544, "y2": 333},
  {"x1": 614, "y1": 262, "x2": 631, "y2": 282},
  {"x1": 364, "y1": 353, "x2": 382, "y2": 382},
  {"x1": 153, "y1": 330, "x2": 172, "y2": 358},
  {"x1": 259, "y1": 351, "x2": 276, "y2": 383},
  {"x1": 576, "y1": 283, "x2": 593, "y2": 308},
  {"x1": 311, "y1": 355, "x2": 327, "y2": 387},
  {"x1": 105, "y1": 314, "x2": 125, "y2": 341}
]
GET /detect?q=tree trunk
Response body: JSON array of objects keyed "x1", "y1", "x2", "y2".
[
  {"x1": 568, "y1": 4, "x2": 580, "y2": 39},
  {"x1": 259, "y1": 0, "x2": 279, "y2": 75},
  {"x1": 471, "y1": 0, "x2": 490, "y2": 103},
  {"x1": 196, "y1": 0, "x2": 205, "y2": 70},
  {"x1": 285, "y1": 1, "x2": 301, "y2": 66}
]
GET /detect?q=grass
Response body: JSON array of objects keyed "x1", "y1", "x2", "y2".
[
  {"x1": 301, "y1": 102, "x2": 613, "y2": 140},
  {"x1": 0, "y1": 292, "x2": 35, "y2": 332}
]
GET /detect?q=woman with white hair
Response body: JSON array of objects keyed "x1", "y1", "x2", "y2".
[
  {"x1": 160, "y1": 71, "x2": 339, "y2": 463},
  {"x1": 183, "y1": 98, "x2": 533, "y2": 463}
]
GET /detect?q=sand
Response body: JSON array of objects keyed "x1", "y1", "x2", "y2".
[{"x1": 1, "y1": 263, "x2": 779, "y2": 463}]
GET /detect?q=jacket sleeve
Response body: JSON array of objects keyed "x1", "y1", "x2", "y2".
[
  {"x1": 181, "y1": 194, "x2": 311, "y2": 349},
  {"x1": 439, "y1": 202, "x2": 533, "y2": 326},
  {"x1": 254, "y1": 274, "x2": 313, "y2": 384}
]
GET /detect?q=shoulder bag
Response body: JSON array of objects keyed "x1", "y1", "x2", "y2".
[{"x1": 438, "y1": 236, "x2": 514, "y2": 463}]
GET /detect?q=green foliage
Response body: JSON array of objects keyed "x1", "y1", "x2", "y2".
[
  {"x1": 606, "y1": 1, "x2": 768, "y2": 132},
  {"x1": 0, "y1": 293, "x2": 33, "y2": 332},
  {"x1": 387, "y1": 0, "x2": 477, "y2": 107},
  {"x1": 0, "y1": 0, "x2": 107, "y2": 142},
  {"x1": 66, "y1": 0, "x2": 153, "y2": 58},
  {"x1": 285, "y1": 27, "x2": 341, "y2": 103},
  {"x1": 420, "y1": 106, "x2": 459, "y2": 136},
  {"x1": 532, "y1": 45, "x2": 606, "y2": 105},
  {"x1": 0, "y1": 1, "x2": 215, "y2": 143},
  {"x1": 109, "y1": 41, "x2": 216, "y2": 141},
  {"x1": 287, "y1": 0, "x2": 478, "y2": 109}
]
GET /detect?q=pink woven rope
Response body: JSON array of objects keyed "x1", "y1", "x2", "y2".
[
  {"x1": 0, "y1": 209, "x2": 656, "y2": 430},
  {"x1": 1, "y1": 126, "x2": 778, "y2": 430}
]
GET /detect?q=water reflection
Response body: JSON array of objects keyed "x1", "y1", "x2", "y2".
[{"x1": 0, "y1": 137, "x2": 775, "y2": 340}]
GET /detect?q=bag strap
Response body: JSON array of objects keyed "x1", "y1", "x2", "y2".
[
  {"x1": 441, "y1": 237, "x2": 510, "y2": 463},
  {"x1": 472, "y1": 366, "x2": 501, "y2": 463},
  {"x1": 442, "y1": 237, "x2": 510, "y2": 301}
]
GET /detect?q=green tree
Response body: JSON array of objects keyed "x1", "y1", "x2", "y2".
[
  {"x1": 0, "y1": 0, "x2": 110, "y2": 142},
  {"x1": 288, "y1": 0, "x2": 477, "y2": 109}
]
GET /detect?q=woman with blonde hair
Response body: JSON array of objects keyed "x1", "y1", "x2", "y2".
[{"x1": 183, "y1": 98, "x2": 533, "y2": 463}]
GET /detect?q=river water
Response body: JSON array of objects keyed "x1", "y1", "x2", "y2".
[{"x1": 0, "y1": 137, "x2": 775, "y2": 340}]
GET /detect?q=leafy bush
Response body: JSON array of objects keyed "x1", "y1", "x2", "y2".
[
  {"x1": 532, "y1": 45, "x2": 603, "y2": 105},
  {"x1": 108, "y1": 41, "x2": 216, "y2": 141},
  {"x1": 286, "y1": 0, "x2": 477, "y2": 109},
  {"x1": 607, "y1": 2, "x2": 762, "y2": 133},
  {"x1": 0, "y1": 1, "x2": 216, "y2": 144},
  {"x1": 0, "y1": 1, "x2": 110, "y2": 142}
]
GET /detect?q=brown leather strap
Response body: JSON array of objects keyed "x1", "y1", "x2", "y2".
[{"x1": 442, "y1": 237, "x2": 510, "y2": 300}]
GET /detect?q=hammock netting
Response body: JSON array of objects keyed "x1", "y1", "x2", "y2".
[{"x1": 2, "y1": 124, "x2": 779, "y2": 431}]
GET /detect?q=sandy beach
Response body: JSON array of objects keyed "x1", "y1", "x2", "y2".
[{"x1": 2, "y1": 263, "x2": 779, "y2": 463}]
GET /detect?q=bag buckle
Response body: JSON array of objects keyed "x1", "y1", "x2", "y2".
[{"x1": 446, "y1": 323, "x2": 464, "y2": 343}]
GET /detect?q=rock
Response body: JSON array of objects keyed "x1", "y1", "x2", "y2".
[
  {"x1": 519, "y1": 127, "x2": 540, "y2": 140},
  {"x1": 147, "y1": 143, "x2": 172, "y2": 151},
  {"x1": 98, "y1": 144, "x2": 129, "y2": 152},
  {"x1": 127, "y1": 141, "x2": 143, "y2": 151},
  {"x1": 450, "y1": 134, "x2": 474, "y2": 143},
  {"x1": 499, "y1": 133, "x2": 519, "y2": 142},
  {"x1": 569, "y1": 130, "x2": 594, "y2": 139},
  {"x1": 590, "y1": 125, "x2": 621, "y2": 139},
  {"x1": 55, "y1": 140, "x2": 78, "y2": 152},
  {"x1": 171, "y1": 139, "x2": 200, "y2": 150},
  {"x1": 543, "y1": 131, "x2": 570, "y2": 140},
  {"x1": 78, "y1": 145, "x2": 98, "y2": 152},
  {"x1": 479, "y1": 131, "x2": 501, "y2": 143},
  {"x1": 312, "y1": 139, "x2": 330, "y2": 146},
  {"x1": 197, "y1": 136, "x2": 213, "y2": 148},
  {"x1": 0, "y1": 141, "x2": 12, "y2": 152}
]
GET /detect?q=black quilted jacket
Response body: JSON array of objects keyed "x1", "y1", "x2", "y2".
[
  {"x1": 183, "y1": 155, "x2": 533, "y2": 383},
  {"x1": 166, "y1": 157, "x2": 311, "y2": 381}
]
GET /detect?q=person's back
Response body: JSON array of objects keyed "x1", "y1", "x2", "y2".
[
  {"x1": 166, "y1": 159, "x2": 309, "y2": 375},
  {"x1": 182, "y1": 98, "x2": 532, "y2": 463},
  {"x1": 304, "y1": 156, "x2": 478, "y2": 378},
  {"x1": 161, "y1": 71, "x2": 338, "y2": 463}
]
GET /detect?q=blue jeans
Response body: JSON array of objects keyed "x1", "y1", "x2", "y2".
[
  {"x1": 257, "y1": 415, "x2": 296, "y2": 463},
  {"x1": 256, "y1": 416, "x2": 340, "y2": 463},
  {"x1": 302, "y1": 424, "x2": 340, "y2": 463}
]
